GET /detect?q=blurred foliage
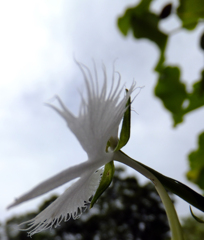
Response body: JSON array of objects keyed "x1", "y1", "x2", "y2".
[
  {"x1": 5, "y1": 168, "x2": 171, "y2": 240},
  {"x1": 0, "y1": 222, "x2": 4, "y2": 240},
  {"x1": 187, "y1": 132, "x2": 204, "y2": 189},
  {"x1": 118, "y1": 0, "x2": 167, "y2": 70},
  {"x1": 182, "y1": 214, "x2": 204, "y2": 240},
  {"x1": 118, "y1": 0, "x2": 204, "y2": 189},
  {"x1": 155, "y1": 69, "x2": 204, "y2": 126},
  {"x1": 177, "y1": 0, "x2": 204, "y2": 30},
  {"x1": 154, "y1": 66, "x2": 187, "y2": 125}
]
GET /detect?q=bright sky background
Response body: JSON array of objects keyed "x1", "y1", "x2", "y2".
[{"x1": 0, "y1": 0, "x2": 204, "y2": 225}]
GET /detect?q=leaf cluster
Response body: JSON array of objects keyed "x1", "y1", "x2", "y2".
[{"x1": 117, "y1": 0, "x2": 204, "y2": 190}]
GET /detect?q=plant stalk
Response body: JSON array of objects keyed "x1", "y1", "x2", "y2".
[{"x1": 114, "y1": 150, "x2": 184, "y2": 240}]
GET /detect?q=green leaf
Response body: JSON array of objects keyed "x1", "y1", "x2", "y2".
[
  {"x1": 190, "y1": 206, "x2": 204, "y2": 223},
  {"x1": 187, "y1": 132, "x2": 204, "y2": 190},
  {"x1": 183, "y1": 70, "x2": 204, "y2": 115},
  {"x1": 155, "y1": 68, "x2": 204, "y2": 127},
  {"x1": 118, "y1": 0, "x2": 152, "y2": 35},
  {"x1": 177, "y1": 0, "x2": 204, "y2": 30},
  {"x1": 118, "y1": 0, "x2": 168, "y2": 54},
  {"x1": 154, "y1": 52, "x2": 166, "y2": 72},
  {"x1": 154, "y1": 66, "x2": 187, "y2": 126},
  {"x1": 117, "y1": 0, "x2": 168, "y2": 72},
  {"x1": 90, "y1": 161, "x2": 115, "y2": 208},
  {"x1": 114, "y1": 90, "x2": 131, "y2": 151},
  {"x1": 120, "y1": 151, "x2": 204, "y2": 212},
  {"x1": 140, "y1": 162, "x2": 204, "y2": 213}
]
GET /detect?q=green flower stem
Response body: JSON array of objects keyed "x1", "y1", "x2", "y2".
[{"x1": 114, "y1": 150, "x2": 184, "y2": 240}]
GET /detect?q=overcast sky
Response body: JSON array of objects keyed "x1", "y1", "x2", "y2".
[{"x1": 0, "y1": 0, "x2": 204, "y2": 224}]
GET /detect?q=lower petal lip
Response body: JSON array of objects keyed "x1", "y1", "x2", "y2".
[{"x1": 18, "y1": 168, "x2": 104, "y2": 237}]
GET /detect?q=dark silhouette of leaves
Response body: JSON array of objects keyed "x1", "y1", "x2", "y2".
[{"x1": 159, "y1": 3, "x2": 172, "y2": 19}]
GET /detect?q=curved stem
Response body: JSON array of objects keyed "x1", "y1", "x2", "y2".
[{"x1": 114, "y1": 151, "x2": 184, "y2": 240}]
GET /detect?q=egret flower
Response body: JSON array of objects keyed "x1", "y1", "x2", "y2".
[{"x1": 7, "y1": 62, "x2": 136, "y2": 236}]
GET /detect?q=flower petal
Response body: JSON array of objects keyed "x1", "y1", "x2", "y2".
[
  {"x1": 7, "y1": 153, "x2": 113, "y2": 209},
  {"x1": 19, "y1": 168, "x2": 104, "y2": 237},
  {"x1": 48, "y1": 62, "x2": 136, "y2": 159}
]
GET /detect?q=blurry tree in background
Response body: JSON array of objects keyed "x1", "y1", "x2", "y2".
[
  {"x1": 118, "y1": 0, "x2": 204, "y2": 190},
  {"x1": 5, "y1": 168, "x2": 171, "y2": 240},
  {"x1": 0, "y1": 223, "x2": 4, "y2": 240},
  {"x1": 182, "y1": 215, "x2": 204, "y2": 240}
]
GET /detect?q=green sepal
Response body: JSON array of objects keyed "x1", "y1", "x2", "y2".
[
  {"x1": 190, "y1": 206, "x2": 204, "y2": 223},
  {"x1": 114, "y1": 90, "x2": 131, "y2": 151},
  {"x1": 90, "y1": 161, "x2": 115, "y2": 208}
]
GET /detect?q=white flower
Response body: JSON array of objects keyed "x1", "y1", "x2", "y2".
[{"x1": 7, "y1": 61, "x2": 136, "y2": 236}]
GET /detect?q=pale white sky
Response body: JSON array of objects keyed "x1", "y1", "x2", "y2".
[{"x1": 0, "y1": 0, "x2": 204, "y2": 225}]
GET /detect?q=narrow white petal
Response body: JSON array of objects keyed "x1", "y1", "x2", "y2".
[
  {"x1": 7, "y1": 153, "x2": 113, "y2": 209},
  {"x1": 7, "y1": 162, "x2": 85, "y2": 209},
  {"x1": 19, "y1": 168, "x2": 103, "y2": 237}
]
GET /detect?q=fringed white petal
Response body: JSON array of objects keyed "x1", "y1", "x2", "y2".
[
  {"x1": 48, "y1": 61, "x2": 136, "y2": 159},
  {"x1": 20, "y1": 168, "x2": 104, "y2": 237}
]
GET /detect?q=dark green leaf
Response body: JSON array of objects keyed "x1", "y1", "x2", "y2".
[
  {"x1": 117, "y1": 0, "x2": 168, "y2": 72},
  {"x1": 154, "y1": 66, "x2": 187, "y2": 126},
  {"x1": 190, "y1": 206, "x2": 204, "y2": 223},
  {"x1": 141, "y1": 162, "x2": 204, "y2": 213},
  {"x1": 117, "y1": 0, "x2": 152, "y2": 36},
  {"x1": 120, "y1": 151, "x2": 204, "y2": 212},
  {"x1": 183, "y1": 70, "x2": 204, "y2": 115},
  {"x1": 159, "y1": 3, "x2": 172, "y2": 19},
  {"x1": 118, "y1": 0, "x2": 168, "y2": 53},
  {"x1": 177, "y1": 0, "x2": 204, "y2": 30},
  {"x1": 154, "y1": 52, "x2": 166, "y2": 72},
  {"x1": 187, "y1": 132, "x2": 204, "y2": 190},
  {"x1": 90, "y1": 161, "x2": 115, "y2": 208},
  {"x1": 114, "y1": 90, "x2": 131, "y2": 151},
  {"x1": 155, "y1": 68, "x2": 204, "y2": 127},
  {"x1": 130, "y1": 13, "x2": 167, "y2": 52}
]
